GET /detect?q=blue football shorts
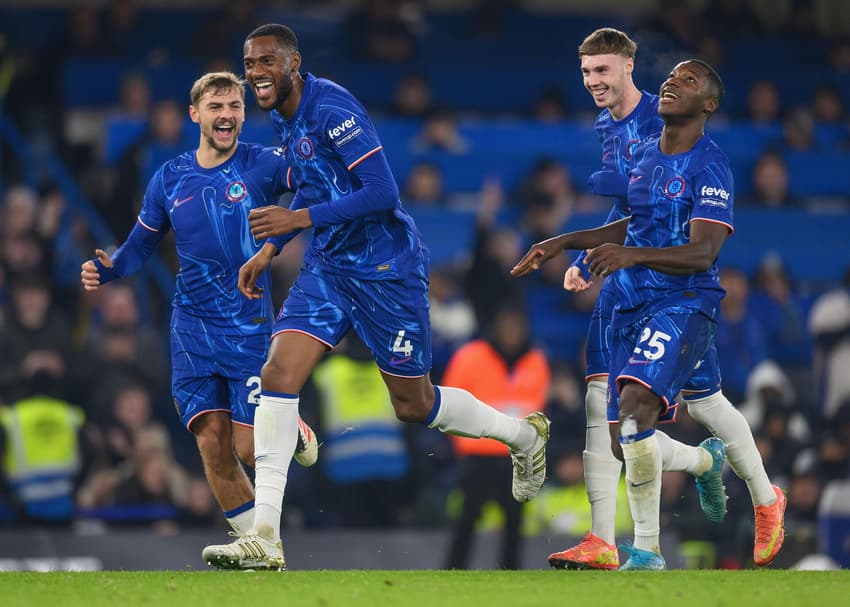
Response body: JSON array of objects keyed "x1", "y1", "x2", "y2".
[
  {"x1": 585, "y1": 282, "x2": 617, "y2": 380},
  {"x1": 171, "y1": 328, "x2": 267, "y2": 430},
  {"x1": 272, "y1": 267, "x2": 432, "y2": 377},
  {"x1": 607, "y1": 305, "x2": 716, "y2": 424}
]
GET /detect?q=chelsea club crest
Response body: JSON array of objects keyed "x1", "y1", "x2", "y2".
[
  {"x1": 226, "y1": 181, "x2": 247, "y2": 202},
  {"x1": 297, "y1": 136, "x2": 314, "y2": 159}
]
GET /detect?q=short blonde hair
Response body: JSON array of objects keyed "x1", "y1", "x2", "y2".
[
  {"x1": 578, "y1": 28, "x2": 637, "y2": 58},
  {"x1": 189, "y1": 71, "x2": 246, "y2": 107}
]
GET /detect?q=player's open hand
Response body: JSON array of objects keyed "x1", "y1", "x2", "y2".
[
  {"x1": 585, "y1": 243, "x2": 635, "y2": 278},
  {"x1": 249, "y1": 206, "x2": 311, "y2": 239},
  {"x1": 563, "y1": 265, "x2": 591, "y2": 291},
  {"x1": 238, "y1": 249, "x2": 273, "y2": 299},
  {"x1": 510, "y1": 238, "x2": 564, "y2": 277},
  {"x1": 80, "y1": 249, "x2": 112, "y2": 291}
]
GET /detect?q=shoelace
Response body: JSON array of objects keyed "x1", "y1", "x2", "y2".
[{"x1": 754, "y1": 506, "x2": 776, "y2": 543}]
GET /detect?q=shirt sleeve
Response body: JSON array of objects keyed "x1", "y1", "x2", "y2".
[
  {"x1": 320, "y1": 93, "x2": 383, "y2": 171},
  {"x1": 308, "y1": 148, "x2": 399, "y2": 228},
  {"x1": 691, "y1": 153, "x2": 735, "y2": 234}
]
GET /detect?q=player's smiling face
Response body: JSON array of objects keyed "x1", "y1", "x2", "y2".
[
  {"x1": 243, "y1": 35, "x2": 300, "y2": 111},
  {"x1": 581, "y1": 53, "x2": 632, "y2": 111},
  {"x1": 658, "y1": 61, "x2": 716, "y2": 119},
  {"x1": 191, "y1": 86, "x2": 245, "y2": 153}
]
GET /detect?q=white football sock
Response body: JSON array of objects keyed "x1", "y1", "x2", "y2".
[
  {"x1": 686, "y1": 391, "x2": 776, "y2": 506},
  {"x1": 621, "y1": 423, "x2": 662, "y2": 554},
  {"x1": 656, "y1": 429, "x2": 712, "y2": 476},
  {"x1": 583, "y1": 379, "x2": 621, "y2": 544},
  {"x1": 253, "y1": 392, "x2": 300, "y2": 541},
  {"x1": 429, "y1": 386, "x2": 536, "y2": 451},
  {"x1": 224, "y1": 502, "x2": 255, "y2": 535}
]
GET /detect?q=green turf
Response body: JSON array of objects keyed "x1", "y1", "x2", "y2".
[{"x1": 1, "y1": 570, "x2": 848, "y2": 607}]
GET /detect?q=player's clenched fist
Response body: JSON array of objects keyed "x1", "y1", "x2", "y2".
[{"x1": 80, "y1": 249, "x2": 113, "y2": 291}]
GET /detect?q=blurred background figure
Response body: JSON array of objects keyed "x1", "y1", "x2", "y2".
[
  {"x1": 443, "y1": 305, "x2": 550, "y2": 570},
  {"x1": 312, "y1": 335, "x2": 413, "y2": 527}
]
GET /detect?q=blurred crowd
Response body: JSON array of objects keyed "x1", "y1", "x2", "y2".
[{"x1": 1, "y1": 0, "x2": 850, "y2": 570}]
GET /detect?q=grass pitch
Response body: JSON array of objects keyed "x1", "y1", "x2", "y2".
[{"x1": 1, "y1": 570, "x2": 848, "y2": 607}]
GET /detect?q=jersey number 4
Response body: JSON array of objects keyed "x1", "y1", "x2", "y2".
[{"x1": 393, "y1": 330, "x2": 414, "y2": 357}]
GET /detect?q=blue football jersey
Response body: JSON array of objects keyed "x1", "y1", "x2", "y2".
[
  {"x1": 594, "y1": 91, "x2": 663, "y2": 216},
  {"x1": 610, "y1": 134, "x2": 734, "y2": 327},
  {"x1": 269, "y1": 73, "x2": 428, "y2": 280},
  {"x1": 138, "y1": 142, "x2": 289, "y2": 335}
]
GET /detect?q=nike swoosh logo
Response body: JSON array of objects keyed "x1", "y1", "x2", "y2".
[
  {"x1": 630, "y1": 479, "x2": 653, "y2": 488},
  {"x1": 630, "y1": 175, "x2": 643, "y2": 183},
  {"x1": 389, "y1": 356, "x2": 412, "y2": 366},
  {"x1": 173, "y1": 196, "x2": 194, "y2": 207}
]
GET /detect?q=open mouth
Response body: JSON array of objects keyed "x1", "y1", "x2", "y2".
[
  {"x1": 213, "y1": 123, "x2": 235, "y2": 140},
  {"x1": 253, "y1": 80, "x2": 274, "y2": 101},
  {"x1": 660, "y1": 90, "x2": 679, "y2": 102}
]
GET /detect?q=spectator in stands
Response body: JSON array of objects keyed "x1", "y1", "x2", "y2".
[
  {"x1": 759, "y1": 402, "x2": 804, "y2": 477},
  {"x1": 84, "y1": 283, "x2": 168, "y2": 406},
  {"x1": 390, "y1": 73, "x2": 434, "y2": 118},
  {"x1": 532, "y1": 86, "x2": 569, "y2": 123},
  {"x1": 346, "y1": 0, "x2": 423, "y2": 63},
  {"x1": 517, "y1": 158, "x2": 575, "y2": 231},
  {"x1": 750, "y1": 254, "x2": 811, "y2": 363},
  {"x1": 744, "y1": 151, "x2": 798, "y2": 208},
  {"x1": 0, "y1": 274, "x2": 71, "y2": 403},
  {"x1": 715, "y1": 267, "x2": 768, "y2": 403},
  {"x1": 112, "y1": 425, "x2": 189, "y2": 523},
  {"x1": 0, "y1": 367, "x2": 86, "y2": 524},
  {"x1": 313, "y1": 335, "x2": 413, "y2": 527},
  {"x1": 428, "y1": 266, "x2": 477, "y2": 384},
  {"x1": 100, "y1": 382, "x2": 167, "y2": 468},
  {"x1": 700, "y1": 0, "x2": 765, "y2": 39},
  {"x1": 410, "y1": 109, "x2": 469, "y2": 155},
  {"x1": 443, "y1": 304, "x2": 550, "y2": 570},
  {"x1": 746, "y1": 80, "x2": 782, "y2": 125},
  {"x1": 104, "y1": 0, "x2": 149, "y2": 60},
  {"x1": 739, "y1": 360, "x2": 811, "y2": 444},
  {"x1": 465, "y1": 186, "x2": 525, "y2": 329},
  {"x1": 808, "y1": 288, "x2": 850, "y2": 421},
  {"x1": 828, "y1": 36, "x2": 850, "y2": 73},
  {"x1": 402, "y1": 162, "x2": 446, "y2": 207},
  {"x1": 114, "y1": 72, "x2": 152, "y2": 124},
  {"x1": 1, "y1": 185, "x2": 39, "y2": 239},
  {"x1": 811, "y1": 84, "x2": 849, "y2": 151},
  {"x1": 782, "y1": 106, "x2": 816, "y2": 152},
  {"x1": 177, "y1": 476, "x2": 223, "y2": 529}
]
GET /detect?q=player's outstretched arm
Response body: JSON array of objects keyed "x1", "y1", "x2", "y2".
[
  {"x1": 511, "y1": 234, "x2": 571, "y2": 277},
  {"x1": 80, "y1": 249, "x2": 113, "y2": 291},
  {"x1": 238, "y1": 243, "x2": 276, "y2": 300},
  {"x1": 511, "y1": 217, "x2": 630, "y2": 278}
]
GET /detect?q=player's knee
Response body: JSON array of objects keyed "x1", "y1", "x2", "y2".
[
  {"x1": 618, "y1": 382, "x2": 660, "y2": 429},
  {"x1": 195, "y1": 429, "x2": 233, "y2": 469},
  {"x1": 260, "y1": 357, "x2": 301, "y2": 392},
  {"x1": 234, "y1": 442, "x2": 254, "y2": 467},
  {"x1": 389, "y1": 392, "x2": 430, "y2": 423},
  {"x1": 608, "y1": 425, "x2": 624, "y2": 461}
]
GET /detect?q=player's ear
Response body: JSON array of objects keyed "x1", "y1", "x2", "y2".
[
  {"x1": 704, "y1": 96, "x2": 718, "y2": 114},
  {"x1": 625, "y1": 56, "x2": 634, "y2": 75},
  {"x1": 291, "y1": 51, "x2": 302, "y2": 73},
  {"x1": 189, "y1": 104, "x2": 200, "y2": 124}
]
